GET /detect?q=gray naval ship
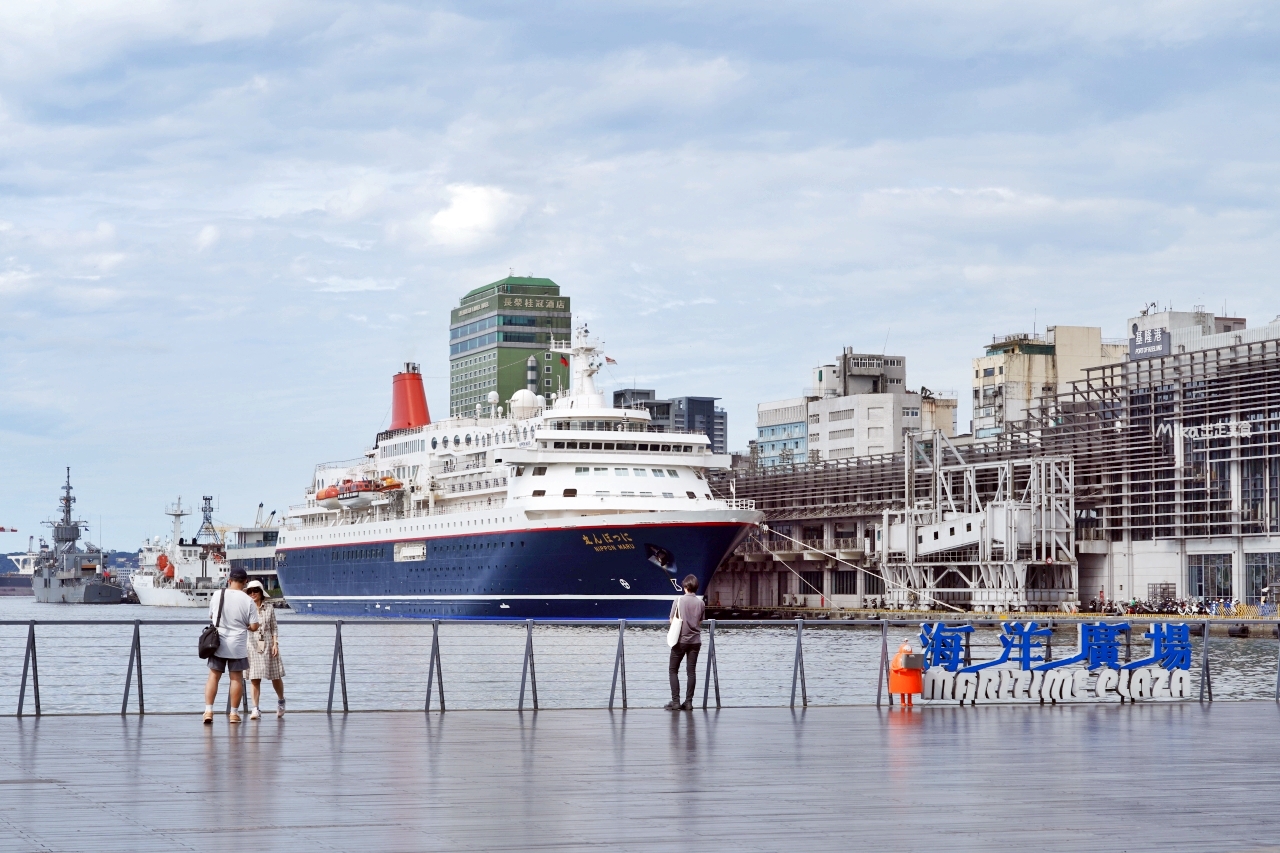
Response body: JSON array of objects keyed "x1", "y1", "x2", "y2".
[{"x1": 33, "y1": 469, "x2": 125, "y2": 604}]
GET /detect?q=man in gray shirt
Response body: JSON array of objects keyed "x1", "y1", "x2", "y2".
[{"x1": 667, "y1": 574, "x2": 705, "y2": 711}]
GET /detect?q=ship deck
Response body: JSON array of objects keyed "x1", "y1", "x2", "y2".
[{"x1": 1, "y1": 703, "x2": 1276, "y2": 852}]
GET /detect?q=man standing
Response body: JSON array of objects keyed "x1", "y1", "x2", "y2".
[
  {"x1": 203, "y1": 568, "x2": 259, "y2": 724},
  {"x1": 666, "y1": 574, "x2": 705, "y2": 711}
]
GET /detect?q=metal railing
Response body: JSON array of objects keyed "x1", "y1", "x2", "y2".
[{"x1": 3, "y1": 617, "x2": 1280, "y2": 717}]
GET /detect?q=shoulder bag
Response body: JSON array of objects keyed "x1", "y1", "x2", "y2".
[
  {"x1": 198, "y1": 589, "x2": 226, "y2": 659},
  {"x1": 667, "y1": 598, "x2": 683, "y2": 648}
]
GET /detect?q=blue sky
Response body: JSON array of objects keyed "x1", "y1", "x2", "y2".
[{"x1": 2, "y1": 1, "x2": 1278, "y2": 547}]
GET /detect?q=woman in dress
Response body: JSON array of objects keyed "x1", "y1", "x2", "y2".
[{"x1": 245, "y1": 580, "x2": 286, "y2": 719}]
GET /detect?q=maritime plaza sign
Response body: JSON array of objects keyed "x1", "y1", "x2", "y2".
[
  {"x1": 917, "y1": 621, "x2": 1195, "y2": 703},
  {"x1": 1130, "y1": 327, "x2": 1171, "y2": 359}
]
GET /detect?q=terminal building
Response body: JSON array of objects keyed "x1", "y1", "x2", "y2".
[
  {"x1": 448, "y1": 275, "x2": 572, "y2": 417},
  {"x1": 710, "y1": 308, "x2": 1280, "y2": 614}
]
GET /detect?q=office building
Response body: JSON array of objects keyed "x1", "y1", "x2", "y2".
[
  {"x1": 449, "y1": 275, "x2": 572, "y2": 416},
  {"x1": 971, "y1": 326, "x2": 1128, "y2": 439},
  {"x1": 612, "y1": 388, "x2": 728, "y2": 454}
]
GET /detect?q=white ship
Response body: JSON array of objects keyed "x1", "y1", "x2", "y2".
[
  {"x1": 132, "y1": 497, "x2": 227, "y2": 607},
  {"x1": 277, "y1": 326, "x2": 761, "y2": 619}
]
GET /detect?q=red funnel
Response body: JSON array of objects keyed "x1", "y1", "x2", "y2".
[{"x1": 390, "y1": 363, "x2": 430, "y2": 429}]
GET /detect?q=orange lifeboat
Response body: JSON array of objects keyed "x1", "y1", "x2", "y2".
[
  {"x1": 377, "y1": 477, "x2": 403, "y2": 492},
  {"x1": 337, "y1": 479, "x2": 379, "y2": 509},
  {"x1": 157, "y1": 553, "x2": 175, "y2": 579},
  {"x1": 317, "y1": 485, "x2": 341, "y2": 510}
]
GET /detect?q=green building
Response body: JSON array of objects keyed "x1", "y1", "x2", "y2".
[{"x1": 449, "y1": 275, "x2": 572, "y2": 417}]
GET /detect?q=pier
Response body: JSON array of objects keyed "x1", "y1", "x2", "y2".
[{"x1": 3, "y1": 703, "x2": 1280, "y2": 851}]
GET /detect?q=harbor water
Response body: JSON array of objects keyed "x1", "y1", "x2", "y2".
[{"x1": 2, "y1": 598, "x2": 1279, "y2": 714}]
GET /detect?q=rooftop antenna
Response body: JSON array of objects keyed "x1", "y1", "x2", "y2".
[
  {"x1": 881, "y1": 327, "x2": 891, "y2": 356},
  {"x1": 1033, "y1": 309, "x2": 1037, "y2": 337}
]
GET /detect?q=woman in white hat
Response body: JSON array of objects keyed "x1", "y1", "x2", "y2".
[{"x1": 245, "y1": 580, "x2": 286, "y2": 719}]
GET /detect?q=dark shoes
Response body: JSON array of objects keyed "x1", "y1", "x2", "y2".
[
  {"x1": 680, "y1": 701, "x2": 694, "y2": 711},
  {"x1": 664, "y1": 701, "x2": 680, "y2": 711}
]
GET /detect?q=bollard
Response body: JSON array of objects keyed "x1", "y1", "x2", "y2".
[
  {"x1": 518, "y1": 619, "x2": 538, "y2": 711},
  {"x1": 701, "y1": 619, "x2": 721, "y2": 710},
  {"x1": 121, "y1": 620, "x2": 144, "y2": 715},
  {"x1": 608, "y1": 619, "x2": 627, "y2": 710},
  {"x1": 328, "y1": 621, "x2": 348, "y2": 714},
  {"x1": 425, "y1": 619, "x2": 445, "y2": 712}
]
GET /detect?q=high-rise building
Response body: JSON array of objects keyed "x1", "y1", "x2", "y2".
[
  {"x1": 971, "y1": 326, "x2": 1128, "y2": 439},
  {"x1": 612, "y1": 388, "x2": 728, "y2": 454},
  {"x1": 757, "y1": 351, "x2": 958, "y2": 466},
  {"x1": 449, "y1": 275, "x2": 573, "y2": 417}
]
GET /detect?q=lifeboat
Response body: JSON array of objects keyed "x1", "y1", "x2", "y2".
[
  {"x1": 337, "y1": 479, "x2": 379, "y2": 510},
  {"x1": 157, "y1": 553, "x2": 175, "y2": 579},
  {"x1": 316, "y1": 485, "x2": 341, "y2": 510},
  {"x1": 377, "y1": 477, "x2": 403, "y2": 492}
]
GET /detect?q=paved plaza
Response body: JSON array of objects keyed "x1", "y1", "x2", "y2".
[{"x1": 2, "y1": 703, "x2": 1279, "y2": 852}]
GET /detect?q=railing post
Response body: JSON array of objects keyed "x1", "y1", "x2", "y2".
[
  {"x1": 1199, "y1": 619, "x2": 1212, "y2": 702},
  {"x1": 425, "y1": 619, "x2": 445, "y2": 712},
  {"x1": 701, "y1": 619, "x2": 721, "y2": 709},
  {"x1": 17, "y1": 620, "x2": 40, "y2": 718},
  {"x1": 518, "y1": 619, "x2": 538, "y2": 711},
  {"x1": 608, "y1": 619, "x2": 627, "y2": 710},
  {"x1": 790, "y1": 618, "x2": 807, "y2": 708},
  {"x1": 328, "y1": 621, "x2": 348, "y2": 714},
  {"x1": 121, "y1": 620, "x2": 144, "y2": 715},
  {"x1": 1274, "y1": 622, "x2": 1280, "y2": 703},
  {"x1": 875, "y1": 620, "x2": 888, "y2": 708}
]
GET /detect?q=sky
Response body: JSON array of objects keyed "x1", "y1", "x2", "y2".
[{"x1": 2, "y1": 0, "x2": 1279, "y2": 548}]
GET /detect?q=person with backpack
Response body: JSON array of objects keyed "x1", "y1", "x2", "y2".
[
  {"x1": 202, "y1": 568, "x2": 259, "y2": 724},
  {"x1": 666, "y1": 574, "x2": 705, "y2": 711}
]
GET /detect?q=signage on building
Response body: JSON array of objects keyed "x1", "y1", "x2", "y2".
[
  {"x1": 916, "y1": 621, "x2": 1194, "y2": 703},
  {"x1": 1130, "y1": 327, "x2": 1171, "y2": 359},
  {"x1": 1155, "y1": 420, "x2": 1253, "y2": 439}
]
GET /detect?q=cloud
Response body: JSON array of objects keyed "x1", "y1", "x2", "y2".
[
  {"x1": 415, "y1": 184, "x2": 527, "y2": 249},
  {"x1": 309, "y1": 276, "x2": 401, "y2": 293},
  {"x1": 195, "y1": 225, "x2": 220, "y2": 251}
]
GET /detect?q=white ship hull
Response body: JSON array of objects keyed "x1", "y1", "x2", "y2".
[{"x1": 132, "y1": 573, "x2": 216, "y2": 608}]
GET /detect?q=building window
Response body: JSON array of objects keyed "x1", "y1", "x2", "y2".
[
  {"x1": 1188, "y1": 554, "x2": 1232, "y2": 600},
  {"x1": 544, "y1": 365, "x2": 552, "y2": 373},
  {"x1": 983, "y1": 367, "x2": 995, "y2": 377},
  {"x1": 1245, "y1": 553, "x2": 1280, "y2": 603},
  {"x1": 544, "y1": 379, "x2": 552, "y2": 387}
]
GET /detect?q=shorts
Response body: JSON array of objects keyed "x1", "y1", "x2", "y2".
[{"x1": 207, "y1": 656, "x2": 249, "y2": 673}]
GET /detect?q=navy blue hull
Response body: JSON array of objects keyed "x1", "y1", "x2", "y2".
[{"x1": 277, "y1": 520, "x2": 752, "y2": 620}]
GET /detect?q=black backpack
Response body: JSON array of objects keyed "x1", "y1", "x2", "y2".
[{"x1": 198, "y1": 589, "x2": 227, "y2": 659}]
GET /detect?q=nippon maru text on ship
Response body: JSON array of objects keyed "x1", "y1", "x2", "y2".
[{"x1": 276, "y1": 326, "x2": 761, "y2": 619}]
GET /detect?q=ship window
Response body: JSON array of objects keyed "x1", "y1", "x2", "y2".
[
  {"x1": 594, "y1": 467, "x2": 608, "y2": 476},
  {"x1": 563, "y1": 488, "x2": 577, "y2": 497},
  {"x1": 576, "y1": 467, "x2": 589, "y2": 475},
  {"x1": 532, "y1": 490, "x2": 546, "y2": 497},
  {"x1": 640, "y1": 491, "x2": 653, "y2": 497},
  {"x1": 660, "y1": 445, "x2": 671, "y2": 452},
  {"x1": 621, "y1": 491, "x2": 635, "y2": 497},
  {"x1": 637, "y1": 443, "x2": 648, "y2": 451},
  {"x1": 687, "y1": 491, "x2": 696, "y2": 499},
  {"x1": 453, "y1": 435, "x2": 461, "y2": 446},
  {"x1": 667, "y1": 470, "x2": 679, "y2": 478},
  {"x1": 651, "y1": 469, "x2": 665, "y2": 477},
  {"x1": 632, "y1": 468, "x2": 646, "y2": 477},
  {"x1": 514, "y1": 466, "x2": 525, "y2": 476},
  {"x1": 466, "y1": 435, "x2": 472, "y2": 445},
  {"x1": 614, "y1": 468, "x2": 628, "y2": 476},
  {"x1": 431, "y1": 438, "x2": 438, "y2": 449},
  {"x1": 617, "y1": 443, "x2": 637, "y2": 450},
  {"x1": 663, "y1": 492, "x2": 674, "y2": 498},
  {"x1": 591, "y1": 442, "x2": 603, "y2": 450},
  {"x1": 554, "y1": 441, "x2": 565, "y2": 449},
  {"x1": 566, "y1": 441, "x2": 578, "y2": 449},
  {"x1": 532, "y1": 467, "x2": 547, "y2": 476},
  {"x1": 596, "y1": 490, "x2": 610, "y2": 496},
  {"x1": 603, "y1": 442, "x2": 615, "y2": 450},
  {"x1": 704, "y1": 494, "x2": 711, "y2": 500}
]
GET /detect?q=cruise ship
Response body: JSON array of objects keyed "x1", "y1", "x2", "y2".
[{"x1": 276, "y1": 327, "x2": 760, "y2": 619}]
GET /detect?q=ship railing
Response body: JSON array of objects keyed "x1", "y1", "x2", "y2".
[
  {"x1": 721, "y1": 498, "x2": 756, "y2": 511},
  {"x1": 314, "y1": 457, "x2": 369, "y2": 471},
  {"x1": 0, "y1": 615, "x2": 1256, "y2": 715}
]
